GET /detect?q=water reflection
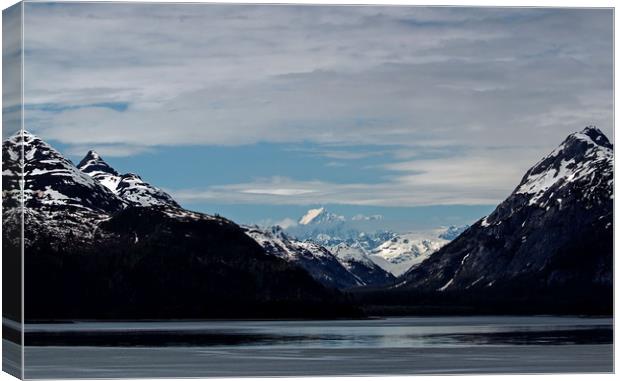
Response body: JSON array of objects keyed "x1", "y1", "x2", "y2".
[
  {"x1": 24, "y1": 316, "x2": 613, "y2": 348},
  {"x1": 21, "y1": 317, "x2": 614, "y2": 378}
]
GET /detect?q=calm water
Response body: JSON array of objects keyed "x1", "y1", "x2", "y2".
[{"x1": 9, "y1": 316, "x2": 613, "y2": 378}]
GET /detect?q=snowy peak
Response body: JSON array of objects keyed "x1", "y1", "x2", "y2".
[
  {"x1": 78, "y1": 150, "x2": 119, "y2": 177},
  {"x1": 329, "y1": 242, "x2": 395, "y2": 285},
  {"x1": 244, "y1": 225, "x2": 297, "y2": 260},
  {"x1": 2, "y1": 131, "x2": 181, "y2": 212},
  {"x1": 77, "y1": 150, "x2": 122, "y2": 192},
  {"x1": 514, "y1": 126, "x2": 613, "y2": 207},
  {"x1": 330, "y1": 242, "x2": 375, "y2": 267},
  {"x1": 579, "y1": 126, "x2": 612, "y2": 149},
  {"x1": 299, "y1": 207, "x2": 326, "y2": 224},
  {"x1": 2, "y1": 130, "x2": 124, "y2": 213},
  {"x1": 366, "y1": 225, "x2": 466, "y2": 276},
  {"x1": 370, "y1": 234, "x2": 448, "y2": 276},
  {"x1": 115, "y1": 173, "x2": 180, "y2": 208},
  {"x1": 298, "y1": 207, "x2": 345, "y2": 225},
  {"x1": 17, "y1": 130, "x2": 65, "y2": 163},
  {"x1": 77, "y1": 151, "x2": 180, "y2": 209}
]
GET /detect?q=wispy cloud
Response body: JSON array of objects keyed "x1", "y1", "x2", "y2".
[{"x1": 171, "y1": 145, "x2": 541, "y2": 207}]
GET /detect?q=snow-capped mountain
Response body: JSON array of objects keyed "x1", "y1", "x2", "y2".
[
  {"x1": 398, "y1": 127, "x2": 613, "y2": 308},
  {"x1": 14, "y1": 132, "x2": 124, "y2": 213},
  {"x1": 288, "y1": 207, "x2": 396, "y2": 250},
  {"x1": 512, "y1": 126, "x2": 612, "y2": 207},
  {"x1": 78, "y1": 151, "x2": 179, "y2": 208},
  {"x1": 245, "y1": 225, "x2": 369, "y2": 289},
  {"x1": 286, "y1": 206, "x2": 468, "y2": 277},
  {"x1": 298, "y1": 207, "x2": 346, "y2": 225},
  {"x1": 370, "y1": 233, "x2": 448, "y2": 276},
  {"x1": 329, "y1": 243, "x2": 395, "y2": 286},
  {"x1": 298, "y1": 228, "x2": 397, "y2": 251},
  {"x1": 75, "y1": 150, "x2": 122, "y2": 190},
  {"x1": 115, "y1": 173, "x2": 180, "y2": 207},
  {"x1": 2, "y1": 131, "x2": 125, "y2": 246}
]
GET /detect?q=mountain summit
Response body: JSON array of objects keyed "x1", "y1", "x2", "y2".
[
  {"x1": 298, "y1": 207, "x2": 345, "y2": 225},
  {"x1": 77, "y1": 150, "x2": 121, "y2": 190},
  {"x1": 77, "y1": 151, "x2": 180, "y2": 208},
  {"x1": 511, "y1": 126, "x2": 612, "y2": 207},
  {"x1": 395, "y1": 126, "x2": 613, "y2": 313},
  {"x1": 78, "y1": 150, "x2": 118, "y2": 175},
  {"x1": 3, "y1": 131, "x2": 123, "y2": 214}
]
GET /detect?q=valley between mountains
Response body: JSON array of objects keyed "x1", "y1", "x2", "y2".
[{"x1": 2, "y1": 126, "x2": 613, "y2": 320}]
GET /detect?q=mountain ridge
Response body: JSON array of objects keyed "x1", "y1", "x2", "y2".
[{"x1": 78, "y1": 150, "x2": 180, "y2": 208}]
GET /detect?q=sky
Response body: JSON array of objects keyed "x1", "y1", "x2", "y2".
[{"x1": 3, "y1": 3, "x2": 613, "y2": 231}]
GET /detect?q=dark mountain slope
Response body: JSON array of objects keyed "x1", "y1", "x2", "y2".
[
  {"x1": 2, "y1": 131, "x2": 359, "y2": 320},
  {"x1": 355, "y1": 127, "x2": 613, "y2": 314},
  {"x1": 245, "y1": 225, "x2": 364, "y2": 289},
  {"x1": 26, "y1": 207, "x2": 358, "y2": 320}
]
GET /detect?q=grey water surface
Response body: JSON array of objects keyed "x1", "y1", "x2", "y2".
[{"x1": 19, "y1": 316, "x2": 613, "y2": 378}]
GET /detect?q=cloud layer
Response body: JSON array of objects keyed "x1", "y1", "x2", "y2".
[{"x1": 19, "y1": 3, "x2": 613, "y2": 207}]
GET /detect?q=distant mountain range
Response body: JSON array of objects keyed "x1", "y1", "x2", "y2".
[
  {"x1": 244, "y1": 224, "x2": 396, "y2": 289},
  {"x1": 276, "y1": 206, "x2": 467, "y2": 277},
  {"x1": 285, "y1": 208, "x2": 398, "y2": 251},
  {"x1": 2, "y1": 126, "x2": 613, "y2": 318},
  {"x1": 242, "y1": 206, "x2": 468, "y2": 288}
]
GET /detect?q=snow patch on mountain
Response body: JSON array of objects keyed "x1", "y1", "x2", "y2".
[
  {"x1": 2, "y1": 131, "x2": 126, "y2": 246},
  {"x1": 514, "y1": 126, "x2": 613, "y2": 207},
  {"x1": 15, "y1": 131, "x2": 123, "y2": 213},
  {"x1": 288, "y1": 207, "x2": 396, "y2": 250},
  {"x1": 370, "y1": 232, "x2": 448, "y2": 276},
  {"x1": 329, "y1": 242, "x2": 377, "y2": 269},
  {"x1": 116, "y1": 173, "x2": 179, "y2": 208},
  {"x1": 329, "y1": 242, "x2": 396, "y2": 286},
  {"x1": 2, "y1": 131, "x2": 219, "y2": 248},
  {"x1": 78, "y1": 151, "x2": 179, "y2": 208},
  {"x1": 77, "y1": 150, "x2": 122, "y2": 191},
  {"x1": 288, "y1": 207, "x2": 468, "y2": 277},
  {"x1": 244, "y1": 225, "x2": 363, "y2": 289}
]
